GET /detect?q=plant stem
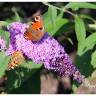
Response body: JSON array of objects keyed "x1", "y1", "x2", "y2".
[{"x1": 43, "y1": 2, "x2": 76, "y2": 17}]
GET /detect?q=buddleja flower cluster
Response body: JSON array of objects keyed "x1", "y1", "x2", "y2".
[{"x1": 6, "y1": 22, "x2": 84, "y2": 83}]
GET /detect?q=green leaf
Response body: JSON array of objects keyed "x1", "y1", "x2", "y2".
[
  {"x1": 0, "y1": 30, "x2": 10, "y2": 47},
  {"x1": 12, "y1": 7, "x2": 21, "y2": 22},
  {"x1": 4, "y1": 31, "x2": 10, "y2": 47},
  {"x1": 48, "y1": 6, "x2": 57, "y2": 31},
  {"x1": 54, "y1": 22, "x2": 74, "y2": 36},
  {"x1": 75, "y1": 16, "x2": 86, "y2": 55},
  {"x1": 43, "y1": 14, "x2": 68, "y2": 35},
  {"x1": 0, "y1": 29, "x2": 4, "y2": 36},
  {"x1": 0, "y1": 21, "x2": 9, "y2": 27},
  {"x1": 6, "y1": 61, "x2": 42, "y2": 92},
  {"x1": 5, "y1": 18, "x2": 13, "y2": 23},
  {"x1": 77, "y1": 42, "x2": 85, "y2": 56},
  {"x1": 0, "y1": 51, "x2": 10, "y2": 78},
  {"x1": 80, "y1": 14, "x2": 95, "y2": 22},
  {"x1": 77, "y1": 32, "x2": 96, "y2": 55},
  {"x1": 91, "y1": 51, "x2": 96, "y2": 68},
  {"x1": 85, "y1": 32, "x2": 96, "y2": 51},
  {"x1": 43, "y1": 7, "x2": 69, "y2": 35},
  {"x1": 58, "y1": 11, "x2": 64, "y2": 19},
  {"x1": 75, "y1": 16, "x2": 86, "y2": 43},
  {"x1": 65, "y1": 2, "x2": 96, "y2": 10},
  {"x1": 89, "y1": 24, "x2": 96, "y2": 30},
  {"x1": 43, "y1": 6, "x2": 57, "y2": 35}
]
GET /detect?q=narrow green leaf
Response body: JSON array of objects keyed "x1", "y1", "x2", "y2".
[
  {"x1": 75, "y1": 16, "x2": 86, "y2": 43},
  {"x1": 78, "y1": 32, "x2": 96, "y2": 55},
  {"x1": 47, "y1": 6, "x2": 57, "y2": 34},
  {"x1": 43, "y1": 6, "x2": 69, "y2": 35},
  {"x1": 43, "y1": 13, "x2": 69, "y2": 35},
  {"x1": 12, "y1": 7, "x2": 21, "y2": 22},
  {"x1": 54, "y1": 22, "x2": 74, "y2": 36},
  {"x1": 0, "y1": 21, "x2": 9, "y2": 27},
  {"x1": 48, "y1": 18, "x2": 68, "y2": 35},
  {"x1": 85, "y1": 32, "x2": 96, "y2": 50},
  {"x1": 0, "y1": 29, "x2": 4, "y2": 36},
  {"x1": 77, "y1": 42, "x2": 86, "y2": 56},
  {"x1": 58, "y1": 11, "x2": 64, "y2": 19},
  {"x1": 75, "y1": 16, "x2": 86, "y2": 55},
  {"x1": 0, "y1": 51, "x2": 10, "y2": 78},
  {"x1": 80, "y1": 14, "x2": 95, "y2": 22},
  {"x1": 4, "y1": 31, "x2": 10, "y2": 47},
  {"x1": 91, "y1": 51, "x2": 96, "y2": 68},
  {"x1": 65, "y1": 2, "x2": 96, "y2": 10},
  {"x1": 67, "y1": 38, "x2": 74, "y2": 45},
  {"x1": 89, "y1": 24, "x2": 96, "y2": 30},
  {"x1": 48, "y1": 6, "x2": 57, "y2": 21},
  {"x1": 0, "y1": 30, "x2": 10, "y2": 47}
]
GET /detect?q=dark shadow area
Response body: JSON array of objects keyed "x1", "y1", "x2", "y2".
[
  {"x1": 0, "y1": 2, "x2": 47, "y2": 20},
  {"x1": 76, "y1": 50, "x2": 94, "y2": 77},
  {"x1": 10, "y1": 69, "x2": 41, "y2": 94},
  {"x1": 5, "y1": 65, "x2": 42, "y2": 94},
  {"x1": 57, "y1": 81, "x2": 73, "y2": 94}
]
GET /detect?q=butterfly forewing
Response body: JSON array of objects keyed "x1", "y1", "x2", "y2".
[{"x1": 24, "y1": 16, "x2": 45, "y2": 41}]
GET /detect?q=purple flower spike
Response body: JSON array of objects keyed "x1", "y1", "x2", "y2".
[
  {"x1": 6, "y1": 22, "x2": 84, "y2": 83},
  {"x1": 0, "y1": 36, "x2": 6, "y2": 51}
]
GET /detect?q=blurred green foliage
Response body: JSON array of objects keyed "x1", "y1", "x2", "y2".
[{"x1": 0, "y1": 51, "x2": 10, "y2": 78}]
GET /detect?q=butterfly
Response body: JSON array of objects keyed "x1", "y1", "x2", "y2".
[
  {"x1": 8, "y1": 51, "x2": 25, "y2": 70},
  {"x1": 24, "y1": 16, "x2": 45, "y2": 41}
]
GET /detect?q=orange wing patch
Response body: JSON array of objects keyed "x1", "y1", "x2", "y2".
[
  {"x1": 24, "y1": 16, "x2": 45, "y2": 41},
  {"x1": 8, "y1": 51, "x2": 25, "y2": 70}
]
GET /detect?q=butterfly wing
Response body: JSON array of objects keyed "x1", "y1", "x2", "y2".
[
  {"x1": 24, "y1": 16, "x2": 45, "y2": 41},
  {"x1": 8, "y1": 51, "x2": 25, "y2": 70}
]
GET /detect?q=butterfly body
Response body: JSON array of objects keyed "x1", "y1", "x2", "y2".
[{"x1": 24, "y1": 16, "x2": 45, "y2": 41}]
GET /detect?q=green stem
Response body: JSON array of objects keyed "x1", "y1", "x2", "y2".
[{"x1": 43, "y1": 2, "x2": 76, "y2": 17}]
